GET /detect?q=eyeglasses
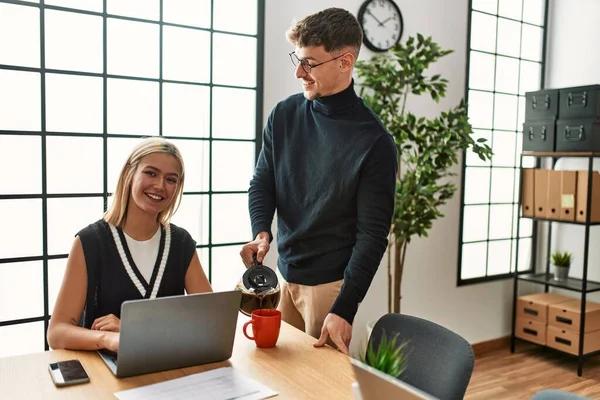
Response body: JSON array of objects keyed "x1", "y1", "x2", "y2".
[{"x1": 289, "y1": 51, "x2": 345, "y2": 74}]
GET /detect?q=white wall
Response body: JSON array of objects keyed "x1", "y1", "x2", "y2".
[
  {"x1": 544, "y1": 0, "x2": 600, "y2": 301},
  {"x1": 262, "y1": 0, "x2": 517, "y2": 355}
]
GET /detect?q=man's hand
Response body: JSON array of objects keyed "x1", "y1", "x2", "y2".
[
  {"x1": 314, "y1": 313, "x2": 352, "y2": 355},
  {"x1": 240, "y1": 232, "x2": 270, "y2": 267},
  {"x1": 101, "y1": 331, "x2": 120, "y2": 352},
  {"x1": 91, "y1": 314, "x2": 121, "y2": 332}
]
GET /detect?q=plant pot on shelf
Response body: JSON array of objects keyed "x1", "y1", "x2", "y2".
[
  {"x1": 553, "y1": 265, "x2": 570, "y2": 282},
  {"x1": 551, "y1": 250, "x2": 572, "y2": 282}
]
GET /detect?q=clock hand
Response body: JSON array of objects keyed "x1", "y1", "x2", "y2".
[
  {"x1": 380, "y1": 17, "x2": 393, "y2": 25},
  {"x1": 366, "y1": 8, "x2": 385, "y2": 26}
]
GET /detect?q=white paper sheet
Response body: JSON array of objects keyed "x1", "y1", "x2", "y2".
[{"x1": 114, "y1": 367, "x2": 278, "y2": 400}]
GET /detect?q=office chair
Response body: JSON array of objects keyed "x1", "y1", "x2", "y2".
[
  {"x1": 367, "y1": 313, "x2": 474, "y2": 400},
  {"x1": 530, "y1": 390, "x2": 590, "y2": 400}
]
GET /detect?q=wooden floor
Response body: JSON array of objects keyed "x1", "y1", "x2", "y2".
[{"x1": 466, "y1": 341, "x2": 600, "y2": 399}]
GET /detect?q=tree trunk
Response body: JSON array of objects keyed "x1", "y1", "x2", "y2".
[{"x1": 392, "y1": 239, "x2": 409, "y2": 314}]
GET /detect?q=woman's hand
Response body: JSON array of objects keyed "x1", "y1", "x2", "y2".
[{"x1": 91, "y1": 314, "x2": 121, "y2": 332}]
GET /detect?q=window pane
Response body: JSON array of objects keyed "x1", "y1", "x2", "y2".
[
  {"x1": 0, "y1": 261, "x2": 43, "y2": 321},
  {"x1": 212, "y1": 141, "x2": 255, "y2": 192},
  {"x1": 515, "y1": 134, "x2": 536, "y2": 168},
  {"x1": 488, "y1": 204, "x2": 513, "y2": 239},
  {"x1": 468, "y1": 90, "x2": 493, "y2": 129},
  {"x1": 466, "y1": 130, "x2": 492, "y2": 167},
  {"x1": 517, "y1": 95, "x2": 526, "y2": 129},
  {"x1": 519, "y1": 61, "x2": 541, "y2": 95},
  {"x1": 48, "y1": 258, "x2": 67, "y2": 315},
  {"x1": 521, "y1": 24, "x2": 543, "y2": 62},
  {"x1": 171, "y1": 194, "x2": 209, "y2": 245},
  {"x1": 169, "y1": 139, "x2": 210, "y2": 192},
  {"x1": 163, "y1": 83, "x2": 210, "y2": 138},
  {"x1": 163, "y1": 0, "x2": 211, "y2": 28},
  {"x1": 463, "y1": 168, "x2": 490, "y2": 204},
  {"x1": 0, "y1": 70, "x2": 41, "y2": 131},
  {"x1": 48, "y1": 197, "x2": 104, "y2": 255},
  {"x1": 107, "y1": 137, "x2": 144, "y2": 192},
  {"x1": 0, "y1": 322, "x2": 44, "y2": 357},
  {"x1": 491, "y1": 131, "x2": 517, "y2": 167},
  {"x1": 0, "y1": 135, "x2": 41, "y2": 195},
  {"x1": 461, "y1": 242, "x2": 487, "y2": 280},
  {"x1": 472, "y1": 0, "x2": 497, "y2": 14},
  {"x1": 46, "y1": 0, "x2": 103, "y2": 12},
  {"x1": 213, "y1": 33, "x2": 256, "y2": 88},
  {"x1": 468, "y1": 51, "x2": 495, "y2": 92},
  {"x1": 107, "y1": 18, "x2": 159, "y2": 78},
  {"x1": 495, "y1": 56, "x2": 519, "y2": 94},
  {"x1": 0, "y1": 3, "x2": 39, "y2": 68},
  {"x1": 108, "y1": 78, "x2": 159, "y2": 135},
  {"x1": 498, "y1": 0, "x2": 522, "y2": 20},
  {"x1": 196, "y1": 247, "x2": 209, "y2": 281},
  {"x1": 462, "y1": 205, "x2": 489, "y2": 242},
  {"x1": 493, "y1": 94, "x2": 518, "y2": 131},
  {"x1": 211, "y1": 245, "x2": 246, "y2": 292},
  {"x1": 108, "y1": 0, "x2": 159, "y2": 21},
  {"x1": 45, "y1": 74, "x2": 103, "y2": 133},
  {"x1": 212, "y1": 87, "x2": 256, "y2": 140},
  {"x1": 488, "y1": 240, "x2": 512, "y2": 275},
  {"x1": 47, "y1": 136, "x2": 103, "y2": 194},
  {"x1": 470, "y1": 12, "x2": 496, "y2": 53},
  {"x1": 212, "y1": 194, "x2": 251, "y2": 244},
  {"x1": 522, "y1": 0, "x2": 545, "y2": 25},
  {"x1": 45, "y1": 10, "x2": 103, "y2": 73},
  {"x1": 496, "y1": 19, "x2": 521, "y2": 58},
  {"x1": 163, "y1": 26, "x2": 210, "y2": 83},
  {"x1": 0, "y1": 199, "x2": 42, "y2": 258},
  {"x1": 490, "y1": 168, "x2": 515, "y2": 203},
  {"x1": 213, "y1": 0, "x2": 257, "y2": 35},
  {"x1": 513, "y1": 237, "x2": 532, "y2": 272}
]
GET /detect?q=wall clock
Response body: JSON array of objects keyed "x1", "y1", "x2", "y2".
[{"x1": 357, "y1": 0, "x2": 404, "y2": 53}]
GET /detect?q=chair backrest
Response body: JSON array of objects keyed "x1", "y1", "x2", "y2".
[{"x1": 367, "y1": 313, "x2": 474, "y2": 400}]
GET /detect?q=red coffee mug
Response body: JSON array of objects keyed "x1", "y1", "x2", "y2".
[{"x1": 243, "y1": 309, "x2": 281, "y2": 348}]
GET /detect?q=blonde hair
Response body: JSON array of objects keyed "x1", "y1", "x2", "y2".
[{"x1": 104, "y1": 137, "x2": 185, "y2": 227}]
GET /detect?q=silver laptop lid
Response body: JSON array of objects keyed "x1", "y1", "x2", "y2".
[
  {"x1": 113, "y1": 290, "x2": 242, "y2": 378},
  {"x1": 350, "y1": 358, "x2": 438, "y2": 400}
]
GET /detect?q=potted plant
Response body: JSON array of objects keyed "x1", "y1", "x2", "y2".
[
  {"x1": 552, "y1": 250, "x2": 572, "y2": 281},
  {"x1": 355, "y1": 34, "x2": 493, "y2": 315},
  {"x1": 353, "y1": 331, "x2": 409, "y2": 400}
]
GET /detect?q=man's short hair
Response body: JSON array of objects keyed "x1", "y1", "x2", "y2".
[{"x1": 286, "y1": 8, "x2": 363, "y2": 58}]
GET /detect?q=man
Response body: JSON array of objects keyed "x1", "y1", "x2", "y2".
[{"x1": 240, "y1": 7, "x2": 397, "y2": 355}]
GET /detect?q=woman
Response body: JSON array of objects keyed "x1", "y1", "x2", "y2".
[{"x1": 47, "y1": 137, "x2": 212, "y2": 352}]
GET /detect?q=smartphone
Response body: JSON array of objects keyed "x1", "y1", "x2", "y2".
[{"x1": 48, "y1": 359, "x2": 90, "y2": 387}]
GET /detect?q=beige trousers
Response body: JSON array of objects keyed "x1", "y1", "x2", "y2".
[{"x1": 276, "y1": 271, "x2": 344, "y2": 339}]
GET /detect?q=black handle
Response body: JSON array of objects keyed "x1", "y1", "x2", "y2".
[
  {"x1": 523, "y1": 328, "x2": 538, "y2": 336},
  {"x1": 555, "y1": 337, "x2": 571, "y2": 346},
  {"x1": 556, "y1": 315, "x2": 573, "y2": 325},
  {"x1": 524, "y1": 308, "x2": 538, "y2": 317},
  {"x1": 563, "y1": 125, "x2": 584, "y2": 142}
]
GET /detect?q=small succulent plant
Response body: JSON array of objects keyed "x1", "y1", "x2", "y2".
[
  {"x1": 361, "y1": 330, "x2": 408, "y2": 379},
  {"x1": 552, "y1": 251, "x2": 572, "y2": 267}
]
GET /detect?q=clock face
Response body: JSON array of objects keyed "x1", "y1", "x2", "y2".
[{"x1": 358, "y1": 0, "x2": 404, "y2": 52}]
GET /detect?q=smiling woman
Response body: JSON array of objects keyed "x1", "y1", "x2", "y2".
[{"x1": 46, "y1": 137, "x2": 213, "y2": 353}]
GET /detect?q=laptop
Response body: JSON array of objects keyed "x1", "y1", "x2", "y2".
[
  {"x1": 350, "y1": 358, "x2": 438, "y2": 400},
  {"x1": 98, "y1": 290, "x2": 242, "y2": 378}
]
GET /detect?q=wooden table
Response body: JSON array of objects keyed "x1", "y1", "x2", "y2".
[{"x1": 0, "y1": 317, "x2": 355, "y2": 399}]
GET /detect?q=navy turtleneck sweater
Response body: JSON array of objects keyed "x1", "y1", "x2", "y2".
[{"x1": 249, "y1": 80, "x2": 397, "y2": 324}]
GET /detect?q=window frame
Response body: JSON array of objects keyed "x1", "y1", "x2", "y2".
[{"x1": 457, "y1": 0, "x2": 549, "y2": 286}]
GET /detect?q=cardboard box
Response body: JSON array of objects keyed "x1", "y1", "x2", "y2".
[
  {"x1": 516, "y1": 292, "x2": 574, "y2": 323},
  {"x1": 521, "y1": 168, "x2": 535, "y2": 217},
  {"x1": 534, "y1": 170, "x2": 549, "y2": 218},
  {"x1": 560, "y1": 170, "x2": 577, "y2": 221},
  {"x1": 576, "y1": 170, "x2": 600, "y2": 223}
]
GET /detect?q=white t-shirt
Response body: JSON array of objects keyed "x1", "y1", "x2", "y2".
[{"x1": 124, "y1": 227, "x2": 161, "y2": 284}]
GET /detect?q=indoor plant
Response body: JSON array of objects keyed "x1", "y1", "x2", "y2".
[
  {"x1": 552, "y1": 250, "x2": 572, "y2": 281},
  {"x1": 355, "y1": 34, "x2": 493, "y2": 314}
]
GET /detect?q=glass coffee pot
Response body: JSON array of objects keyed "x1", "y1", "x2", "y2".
[{"x1": 236, "y1": 255, "x2": 280, "y2": 317}]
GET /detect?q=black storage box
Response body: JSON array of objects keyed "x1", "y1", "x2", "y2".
[
  {"x1": 523, "y1": 119, "x2": 556, "y2": 152},
  {"x1": 525, "y1": 89, "x2": 559, "y2": 121},
  {"x1": 559, "y1": 85, "x2": 600, "y2": 120},
  {"x1": 555, "y1": 119, "x2": 600, "y2": 152}
]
